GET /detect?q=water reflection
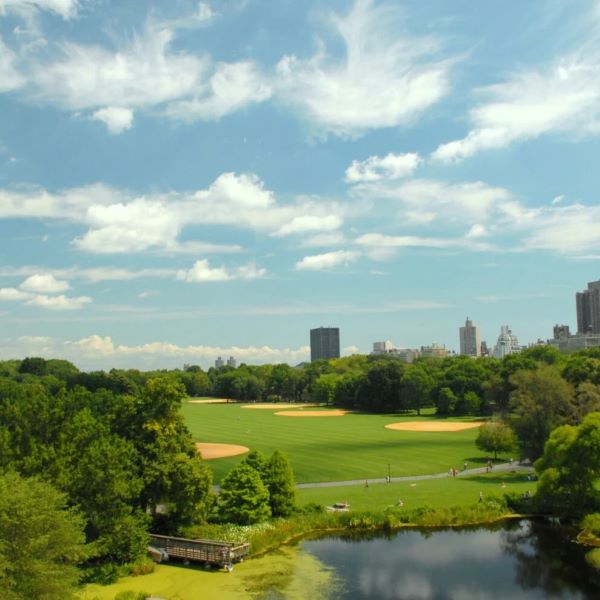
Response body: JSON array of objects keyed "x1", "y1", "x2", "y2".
[{"x1": 301, "y1": 520, "x2": 600, "y2": 600}]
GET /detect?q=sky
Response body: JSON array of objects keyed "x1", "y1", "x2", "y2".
[{"x1": 1, "y1": 0, "x2": 600, "y2": 370}]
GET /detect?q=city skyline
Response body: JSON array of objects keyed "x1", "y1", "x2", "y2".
[{"x1": 1, "y1": 1, "x2": 600, "y2": 370}]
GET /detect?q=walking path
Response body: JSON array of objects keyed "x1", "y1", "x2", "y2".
[
  {"x1": 212, "y1": 462, "x2": 533, "y2": 493},
  {"x1": 296, "y1": 462, "x2": 532, "y2": 489}
]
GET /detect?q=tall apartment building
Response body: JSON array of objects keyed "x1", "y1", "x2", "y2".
[
  {"x1": 227, "y1": 356, "x2": 237, "y2": 368},
  {"x1": 310, "y1": 327, "x2": 340, "y2": 361},
  {"x1": 372, "y1": 340, "x2": 393, "y2": 354},
  {"x1": 459, "y1": 317, "x2": 481, "y2": 357},
  {"x1": 493, "y1": 325, "x2": 520, "y2": 359},
  {"x1": 576, "y1": 279, "x2": 600, "y2": 334},
  {"x1": 215, "y1": 356, "x2": 224, "y2": 368}
]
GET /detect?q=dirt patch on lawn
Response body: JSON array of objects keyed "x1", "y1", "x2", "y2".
[
  {"x1": 385, "y1": 421, "x2": 483, "y2": 432},
  {"x1": 195, "y1": 443, "x2": 249, "y2": 460},
  {"x1": 275, "y1": 410, "x2": 348, "y2": 417},
  {"x1": 188, "y1": 398, "x2": 231, "y2": 404},
  {"x1": 241, "y1": 403, "x2": 319, "y2": 409}
]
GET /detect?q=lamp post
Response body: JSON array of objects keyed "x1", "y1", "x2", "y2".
[{"x1": 387, "y1": 463, "x2": 391, "y2": 482}]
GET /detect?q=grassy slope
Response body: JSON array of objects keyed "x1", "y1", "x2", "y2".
[{"x1": 182, "y1": 402, "x2": 495, "y2": 484}]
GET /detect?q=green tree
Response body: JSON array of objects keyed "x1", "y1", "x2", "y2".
[
  {"x1": 267, "y1": 450, "x2": 296, "y2": 517},
  {"x1": 535, "y1": 412, "x2": 600, "y2": 515},
  {"x1": 509, "y1": 365, "x2": 575, "y2": 459},
  {"x1": 216, "y1": 463, "x2": 271, "y2": 524},
  {"x1": 476, "y1": 421, "x2": 518, "y2": 460},
  {"x1": 401, "y1": 365, "x2": 433, "y2": 416},
  {"x1": 0, "y1": 472, "x2": 87, "y2": 600},
  {"x1": 242, "y1": 449, "x2": 269, "y2": 480},
  {"x1": 436, "y1": 387, "x2": 457, "y2": 415}
]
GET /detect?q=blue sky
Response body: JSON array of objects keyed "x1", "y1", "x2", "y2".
[{"x1": 1, "y1": 0, "x2": 599, "y2": 369}]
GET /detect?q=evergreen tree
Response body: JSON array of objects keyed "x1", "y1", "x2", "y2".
[
  {"x1": 216, "y1": 463, "x2": 271, "y2": 524},
  {"x1": 267, "y1": 450, "x2": 296, "y2": 517}
]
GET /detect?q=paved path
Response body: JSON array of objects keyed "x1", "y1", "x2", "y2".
[
  {"x1": 296, "y1": 462, "x2": 533, "y2": 489},
  {"x1": 212, "y1": 463, "x2": 533, "y2": 493}
]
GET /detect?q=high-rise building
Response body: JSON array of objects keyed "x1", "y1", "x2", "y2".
[
  {"x1": 310, "y1": 327, "x2": 340, "y2": 361},
  {"x1": 576, "y1": 279, "x2": 600, "y2": 334},
  {"x1": 420, "y1": 343, "x2": 448, "y2": 358},
  {"x1": 227, "y1": 356, "x2": 237, "y2": 368},
  {"x1": 493, "y1": 325, "x2": 520, "y2": 359},
  {"x1": 459, "y1": 317, "x2": 481, "y2": 357},
  {"x1": 215, "y1": 356, "x2": 224, "y2": 368}
]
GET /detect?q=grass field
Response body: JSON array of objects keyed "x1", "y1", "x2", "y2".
[
  {"x1": 182, "y1": 402, "x2": 499, "y2": 484},
  {"x1": 297, "y1": 471, "x2": 536, "y2": 512}
]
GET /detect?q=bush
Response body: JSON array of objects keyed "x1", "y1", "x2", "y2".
[
  {"x1": 128, "y1": 558, "x2": 156, "y2": 576},
  {"x1": 114, "y1": 592, "x2": 149, "y2": 600},
  {"x1": 82, "y1": 562, "x2": 120, "y2": 585},
  {"x1": 582, "y1": 513, "x2": 600, "y2": 537}
]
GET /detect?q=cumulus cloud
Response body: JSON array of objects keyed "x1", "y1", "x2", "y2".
[
  {"x1": 92, "y1": 107, "x2": 134, "y2": 134},
  {"x1": 345, "y1": 152, "x2": 422, "y2": 183},
  {"x1": 19, "y1": 273, "x2": 70, "y2": 293},
  {"x1": 0, "y1": 173, "x2": 346, "y2": 254},
  {"x1": 25, "y1": 294, "x2": 91, "y2": 310},
  {"x1": 276, "y1": 0, "x2": 452, "y2": 137},
  {"x1": 295, "y1": 250, "x2": 360, "y2": 271},
  {"x1": 0, "y1": 287, "x2": 32, "y2": 300},
  {"x1": 432, "y1": 51, "x2": 600, "y2": 162},
  {"x1": 176, "y1": 259, "x2": 266, "y2": 282}
]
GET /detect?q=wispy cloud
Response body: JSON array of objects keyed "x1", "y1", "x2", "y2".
[
  {"x1": 275, "y1": 0, "x2": 453, "y2": 137},
  {"x1": 295, "y1": 250, "x2": 360, "y2": 271}
]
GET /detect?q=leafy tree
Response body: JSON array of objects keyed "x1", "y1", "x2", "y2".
[
  {"x1": 267, "y1": 450, "x2": 296, "y2": 517},
  {"x1": 18, "y1": 356, "x2": 47, "y2": 376},
  {"x1": 436, "y1": 387, "x2": 457, "y2": 415},
  {"x1": 571, "y1": 383, "x2": 600, "y2": 424},
  {"x1": 0, "y1": 472, "x2": 87, "y2": 600},
  {"x1": 313, "y1": 373, "x2": 340, "y2": 406},
  {"x1": 476, "y1": 421, "x2": 518, "y2": 460},
  {"x1": 401, "y1": 365, "x2": 433, "y2": 415},
  {"x1": 356, "y1": 359, "x2": 405, "y2": 413},
  {"x1": 509, "y1": 365, "x2": 575, "y2": 459},
  {"x1": 216, "y1": 464, "x2": 271, "y2": 524},
  {"x1": 534, "y1": 412, "x2": 600, "y2": 515}
]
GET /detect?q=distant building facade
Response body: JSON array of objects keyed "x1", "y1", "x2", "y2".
[
  {"x1": 227, "y1": 356, "x2": 237, "y2": 368},
  {"x1": 576, "y1": 279, "x2": 600, "y2": 334},
  {"x1": 372, "y1": 341, "x2": 393, "y2": 354},
  {"x1": 420, "y1": 343, "x2": 448, "y2": 359},
  {"x1": 493, "y1": 325, "x2": 520, "y2": 359},
  {"x1": 310, "y1": 327, "x2": 340, "y2": 361},
  {"x1": 215, "y1": 356, "x2": 224, "y2": 368},
  {"x1": 548, "y1": 323, "x2": 600, "y2": 353},
  {"x1": 459, "y1": 317, "x2": 481, "y2": 357}
]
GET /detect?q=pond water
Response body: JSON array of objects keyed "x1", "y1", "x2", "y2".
[{"x1": 299, "y1": 519, "x2": 600, "y2": 600}]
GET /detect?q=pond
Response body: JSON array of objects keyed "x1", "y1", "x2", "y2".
[{"x1": 299, "y1": 519, "x2": 600, "y2": 600}]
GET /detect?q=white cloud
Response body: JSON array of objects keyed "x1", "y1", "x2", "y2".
[
  {"x1": 350, "y1": 178, "x2": 513, "y2": 228},
  {"x1": 0, "y1": 287, "x2": 32, "y2": 300},
  {"x1": 29, "y1": 25, "x2": 207, "y2": 111},
  {"x1": 176, "y1": 259, "x2": 266, "y2": 282},
  {"x1": 92, "y1": 107, "x2": 134, "y2": 134},
  {"x1": 295, "y1": 250, "x2": 359, "y2": 271},
  {"x1": 465, "y1": 224, "x2": 488, "y2": 238},
  {"x1": 65, "y1": 334, "x2": 310, "y2": 366},
  {"x1": 166, "y1": 61, "x2": 272, "y2": 121},
  {"x1": 0, "y1": 173, "x2": 346, "y2": 254},
  {"x1": 345, "y1": 152, "x2": 422, "y2": 183},
  {"x1": 276, "y1": 0, "x2": 451, "y2": 137},
  {"x1": 25, "y1": 294, "x2": 91, "y2": 310},
  {"x1": 19, "y1": 273, "x2": 70, "y2": 293},
  {"x1": 272, "y1": 214, "x2": 342, "y2": 237},
  {"x1": 0, "y1": 37, "x2": 25, "y2": 92},
  {"x1": 552, "y1": 194, "x2": 565, "y2": 205},
  {"x1": 432, "y1": 52, "x2": 600, "y2": 162},
  {"x1": 0, "y1": 0, "x2": 81, "y2": 19}
]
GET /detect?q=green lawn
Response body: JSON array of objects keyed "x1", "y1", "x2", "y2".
[
  {"x1": 297, "y1": 470, "x2": 536, "y2": 512},
  {"x1": 182, "y1": 402, "x2": 498, "y2": 484}
]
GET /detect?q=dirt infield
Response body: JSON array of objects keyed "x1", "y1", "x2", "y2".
[
  {"x1": 385, "y1": 421, "x2": 483, "y2": 432},
  {"x1": 195, "y1": 443, "x2": 249, "y2": 460},
  {"x1": 241, "y1": 403, "x2": 319, "y2": 410},
  {"x1": 188, "y1": 398, "x2": 231, "y2": 404},
  {"x1": 275, "y1": 410, "x2": 348, "y2": 417}
]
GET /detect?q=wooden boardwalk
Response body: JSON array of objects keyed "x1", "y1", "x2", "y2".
[{"x1": 148, "y1": 534, "x2": 249, "y2": 571}]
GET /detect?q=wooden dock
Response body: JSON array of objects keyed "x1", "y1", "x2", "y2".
[{"x1": 148, "y1": 534, "x2": 250, "y2": 571}]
